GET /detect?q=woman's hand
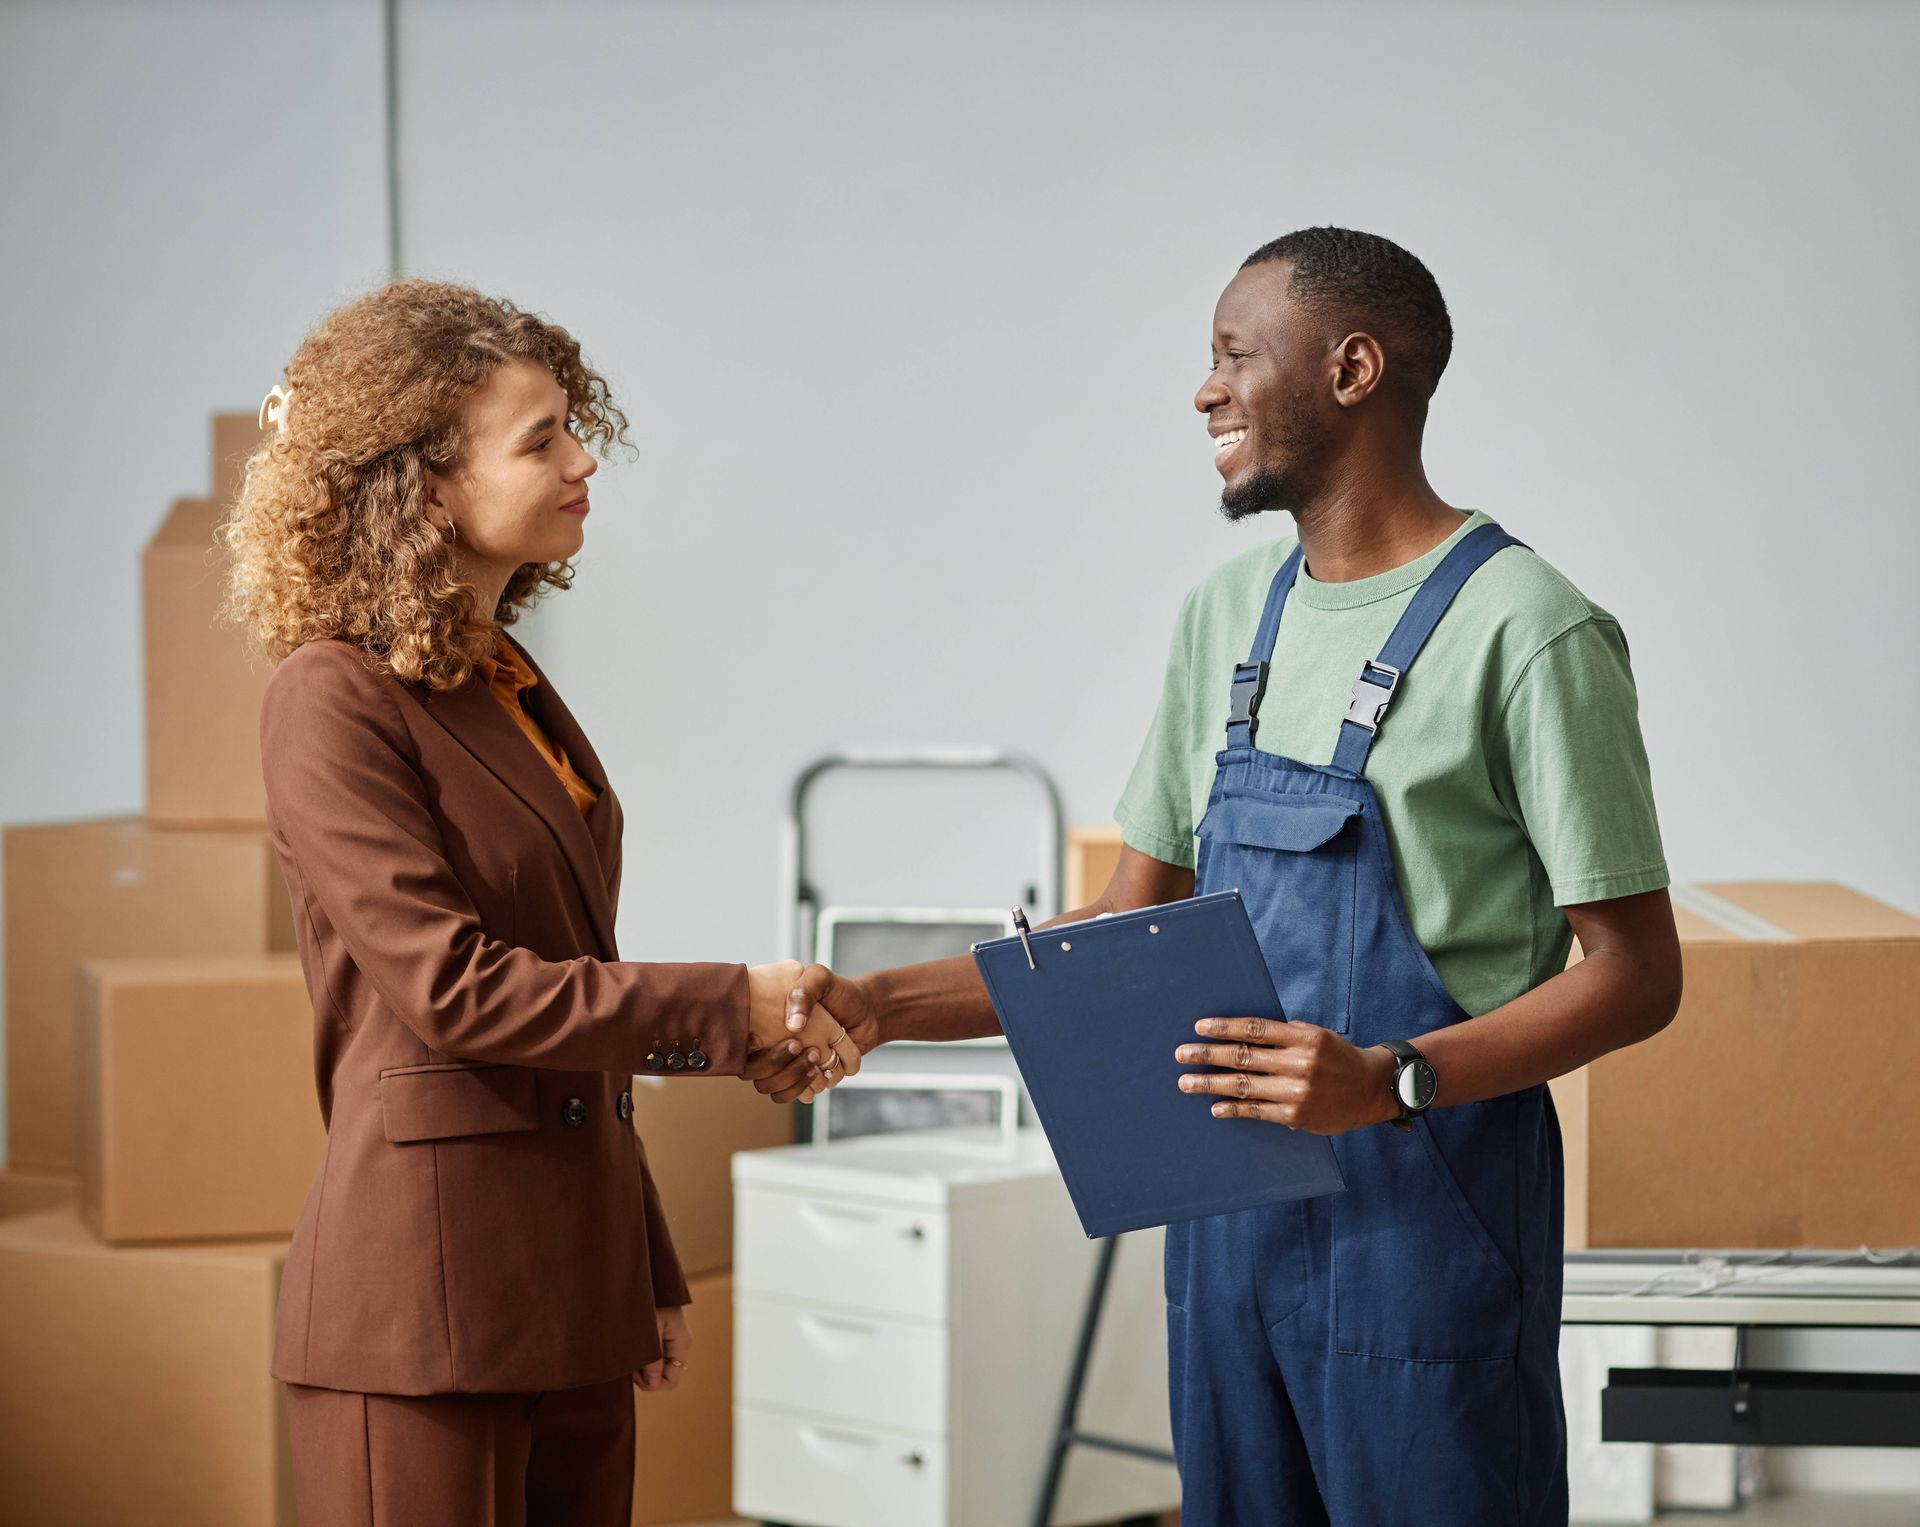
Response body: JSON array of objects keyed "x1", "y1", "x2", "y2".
[
  {"x1": 634, "y1": 1305, "x2": 692, "y2": 1393},
  {"x1": 748, "y1": 961, "x2": 807, "y2": 1051},
  {"x1": 746, "y1": 960, "x2": 824, "y2": 1093},
  {"x1": 746, "y1": 961, "x2": 861, "y2": 1103},
  {"x1": 741, "y1": 963, "x2": 872, "y2": 1105}
]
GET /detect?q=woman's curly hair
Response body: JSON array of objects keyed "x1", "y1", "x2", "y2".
[{"x1": 219, "y1": 280, "x2": 630, "y2": 690}]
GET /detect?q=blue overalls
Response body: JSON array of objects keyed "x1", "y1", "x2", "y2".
[{"x1": 1165, "y1": 523, "x2": 1568, "y2": 1526}]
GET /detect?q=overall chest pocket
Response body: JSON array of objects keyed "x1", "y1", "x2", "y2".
[{"x1": 1194, "y1": 792, "x2": 1362, "y2": 1034}]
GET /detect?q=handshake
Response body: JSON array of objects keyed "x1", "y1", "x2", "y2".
[{"x1": 740, "y1": 960, "x2": 875, "y2": 1105}]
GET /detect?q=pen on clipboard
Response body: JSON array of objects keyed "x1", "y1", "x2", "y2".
[{"x1": 1012, "y1": 907, "x2": 1036, "y2": 970}]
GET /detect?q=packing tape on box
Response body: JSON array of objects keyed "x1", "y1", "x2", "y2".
[{"x1": 1669, "y1": 884, "x2": 1793, "y2": 943}]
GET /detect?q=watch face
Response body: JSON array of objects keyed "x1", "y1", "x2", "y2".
[{"x1": 1396, "y1": 1059, "x2": 1437, "y2": 1110}]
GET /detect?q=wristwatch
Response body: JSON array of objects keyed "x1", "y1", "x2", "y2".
[{"x1": 1380, "y1": 1039, "x2": 1437, "y2": 1132}]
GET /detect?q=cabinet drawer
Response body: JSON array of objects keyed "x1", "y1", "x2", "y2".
[
  {"x1": 736, "y1": 1187, "x2": 947, "y2": 1321},
  {"x1": 736, "y1": 1294, "x2": 948, "y2": 1434},
  {"x1": 734, "y1": 1404, "x2": 947, "y2": 1527}
]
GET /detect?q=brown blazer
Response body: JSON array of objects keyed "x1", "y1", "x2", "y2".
[{"x1": 259, "y1": 633, "x2": 749, "y2": 1396}]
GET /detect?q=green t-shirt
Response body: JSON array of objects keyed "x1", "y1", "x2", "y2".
[{"x1": 1115, "y1": 510, "x2": 1669, "y2": 1017}]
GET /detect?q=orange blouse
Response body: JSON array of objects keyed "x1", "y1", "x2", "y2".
[{"x1": 477, "y1": 638, "x2": 601, "y2": 816}]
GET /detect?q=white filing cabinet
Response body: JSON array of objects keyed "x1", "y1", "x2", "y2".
[{"x1": 733, "y1": 1128, "x2": 1179, "y2": 1527}]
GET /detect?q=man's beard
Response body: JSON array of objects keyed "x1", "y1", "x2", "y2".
[
  {"x1": 1218, "y1": 394, "x2": 1330, "y2": 522},
  {"x1": 1219, "y1": 465, "x2": 1293, "y2": 522}
]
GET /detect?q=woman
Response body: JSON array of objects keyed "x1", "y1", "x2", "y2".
[{"x1": 220, "y1": 280, "x2": 860, "y2": 1527}]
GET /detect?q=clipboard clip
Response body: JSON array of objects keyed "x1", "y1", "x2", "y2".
[{"x1": 1012, "y1": 907, "x2": 1037, "y2": 970}]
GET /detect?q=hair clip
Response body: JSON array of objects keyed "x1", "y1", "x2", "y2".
[{"x1": 258, "y1": 383, "x2": 292, "y2": 435}]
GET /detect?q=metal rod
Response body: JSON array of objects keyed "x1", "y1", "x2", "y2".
[
  {"x1": 786, "y1": 749, "x2": 1066, "y2": 961},
  {"x1": 1060, "y1": 1431, "x2": 1179, "y2": 1466},
  {"x1": 1031, "y1": 1237, "x2": 1120, "y2": 1527},
  {"x1": 383, "y1": 0, "x2": 402, "y2": 278}
]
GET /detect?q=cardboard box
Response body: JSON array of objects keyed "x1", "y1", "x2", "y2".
[
  {"x1": 1066, "y1": 824, "x2": 1125, "y2": 910},
  {"x1": 0, "y1": 1207, "x2": 293, "y2": 1525},
  {"x1": 144, "y1": 493, "x2": 274, "y2": 826},
  {"x1": 1555, "y1": 882, "x2": 1920, "y2": 1249},
  {"x1": 79, "y1": 954, "x2": 321, "y2": 1243},
  {"x1": 0, "y1": 1165, "x2": 74, "y2": 1220},
  {"x1": 632, "y1": 1076, "x2": 795, "y2": 1279},
  {"x1": 632, "y1": 1270, "x2": 732, "y2": 1526},
  {"x1": 3, "y1": 817, "x2": 296, "y2": 1171}
]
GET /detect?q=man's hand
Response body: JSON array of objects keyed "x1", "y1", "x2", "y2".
[
  {"x1": 634, "y1": 1304, "x2": 691, "y2": 1393},
  {"x1": 1175, "y1": 1017, "x2": 1399, "y2": 1135}
]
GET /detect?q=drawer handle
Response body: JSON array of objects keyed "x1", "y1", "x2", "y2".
[
  {"x1": 805, "y1": 1425, "x2": 876, "y2": 1447},
  {"x1": 804, "y1": 1205, "x2": 877, "y2": 1223},
  {"x1": 903, "y1": 1449, "x2": 927, "y2": 1468},
  {"x1": 798, "y1": 1422, "x2": 881, "y2": 1469},
  {"x1": 798, "y1": 1204, "x2": 880, "y2": 1244},
  {"x1": 803, "y1": 1314, "x2": 878, "y2": 1338},
  {"x1": 798, "y1": 1313, "x2": 881, "y2": 1356},
  {"x1": 903, "y1": 1223, "x2": 927, "y2": 1240}
]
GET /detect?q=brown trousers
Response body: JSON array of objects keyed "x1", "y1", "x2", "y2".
[{"x1": 284, "y1": 1376, "x2": 634, "y2": 1527}]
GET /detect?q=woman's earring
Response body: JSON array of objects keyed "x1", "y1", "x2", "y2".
[{"x1": 440, "y1": 520, "x2": 459, "y2": 547}]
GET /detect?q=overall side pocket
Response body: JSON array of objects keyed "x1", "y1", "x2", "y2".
[{"x1": 1330, "y1": 1111, "x2": 1522, "y2": 1362}]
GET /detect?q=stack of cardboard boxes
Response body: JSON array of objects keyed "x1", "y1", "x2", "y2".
[
  {"x1": 0, "y1": 413, "x2": 307, "y2": 1524},
  {"x1": 0, "y1": 415, "x2": 786, "y2": 1525}
]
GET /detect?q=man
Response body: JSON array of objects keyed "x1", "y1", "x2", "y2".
[{"x1": 757, "y1": 227, "x2": 1682, "y2": 1525}]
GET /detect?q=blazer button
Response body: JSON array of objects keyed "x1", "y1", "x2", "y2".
[
  {"x1": 666, "y1": 1051, "x2": 687, "y2": 1072},
  {"x1": 687, "y1": 1050, "x2": 710, "y2": 1071},
  {"x1": 563, "y1": 1097, "x2": 588, "y2": 1128},
  {"x1": 644, "y1": 1052, "x2": 666, "y2": 1072},
  {"x1": 616, "y1": 1091, "x2": 634, "y2": 1122}
]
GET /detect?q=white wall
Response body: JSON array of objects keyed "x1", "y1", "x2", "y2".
[
  {"x1": 0, "y1": 0, "x2": 391, "y2": 1152},
  {"x1": 390, "y1": 0, "x2": 1920, "y2": 970},
  {"x1": 7, "y1": 1, "x2": 1915, "y2": 960}
]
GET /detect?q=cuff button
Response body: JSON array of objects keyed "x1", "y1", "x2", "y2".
[
  {"x1": 687, "y1": 1050, "x2": 710, "y2": 1071},
  {"x1": 666, "y1": 1051, "x2": 687, "y2": 1072},
  {"x1": 644, "y1": 1052, "x2": 666, "y2": 1072}
]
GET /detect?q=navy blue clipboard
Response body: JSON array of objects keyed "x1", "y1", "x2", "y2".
[{"x1": 973, "y1": 891, "x2": 1345, "y2": 1238}]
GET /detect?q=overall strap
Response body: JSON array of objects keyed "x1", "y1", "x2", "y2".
[
  {"x1": 1223, "y1": 544, "x2": 1304, "y2": 749},
  {"x1": 1329, "y1": 521, "x2": 1525, "y2": 776}
]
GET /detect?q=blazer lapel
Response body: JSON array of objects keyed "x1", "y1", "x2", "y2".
[
  {"x1": 416, "y1": 649, "x2": 619, "y2": 962},
  {"x1": 507, "y1": 636, "x2": 625, "y2": 904}
]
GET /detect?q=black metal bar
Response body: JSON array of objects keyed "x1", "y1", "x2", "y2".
[
  {"x1": 1031, "y1": 1237, "x2": 1120, "y2": 1527},
  {"x1": 1603, "y1": 1366, "x2": 1920, "y2": 1448},
  {"x1": 1062, "y1": 1430, "x2": 1179, "y2": 1465},
  {"x1": 382, "y1": 0, "x2": 402, "y2": 278}
]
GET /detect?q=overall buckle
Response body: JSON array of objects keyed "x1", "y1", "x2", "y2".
[
  {"x1": 1343, "y1": 659, "x2": 1401, "y2": 734},
  {"x1": 1226, "y1": 661, "x2": 1268, "y2": 741}
]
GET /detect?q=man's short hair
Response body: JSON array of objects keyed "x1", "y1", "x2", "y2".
[{"x1": 1242, "y1": 228, "x2": 1453, "y2": 400}]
